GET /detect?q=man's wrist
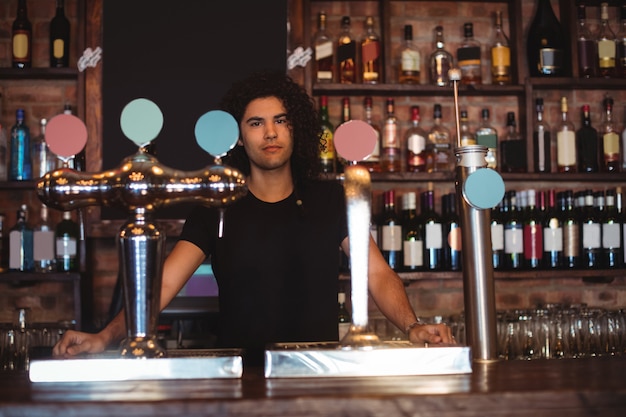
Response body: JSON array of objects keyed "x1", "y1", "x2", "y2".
[{"x1": 404, "y1": 318, "x2": 423, "y2": 335}]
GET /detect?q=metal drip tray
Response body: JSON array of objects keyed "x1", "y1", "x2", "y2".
[
  {"x1": 265, "y1": 341, "x2": 472, "y2": 378},
  {"x1": 29, "y1": 349, "x2": 243, "y2": 383}
]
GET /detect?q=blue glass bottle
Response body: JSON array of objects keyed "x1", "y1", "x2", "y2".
[
  {"x1": 9, "y1": 204, "x2": 34, "y2": 272},
  {"x1": 10, "y1": 108, "x2": 32, "y2": 181}
]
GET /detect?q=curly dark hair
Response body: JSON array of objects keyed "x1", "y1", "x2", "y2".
[{"x1": 220, "y1": 70, "x2": 322, "y2": 184}]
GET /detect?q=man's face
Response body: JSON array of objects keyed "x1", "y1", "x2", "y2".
[{"x1": 239, "y1": 97, "x2": 294, "y2": 173}]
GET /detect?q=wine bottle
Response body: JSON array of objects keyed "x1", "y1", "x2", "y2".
[
  {"x1": 491, "y1": 10, "x2": 511, "y2": 85},
  {"x1": 337, "y1": 292, "x2": 351, "y2": 341},
  {"x1": 526, "y1": 0, "x2": 568, "y2": 77},
  {"x1": 318, "y1": 95, "x2": 335, "y2": 174},
  {"x1": 457, "y1": 22, "x2": 482, "y2": 85},
  {"x1": 617, "y1": 5, "x2": 626, "y2": 78},
  {"x1": 312, "y1": 11, "x2": 334, "y2": 84},
  {"x1": 597, "y1": 2, "x2": 617, "y2": 79},
  {"x1": 380, "y1": 189, "x2": 402, "y2": 270},
  {"x1": 576, "y1": 104, "x2": 599, "y2": 173},
  {"x1": 404, "y1": 106, "x2": 428, "y2": 173},
  {"x1": 401, "y1": 191, "x2": 423, "y2": 271},
  {"x1": 12, "y1": 0, "x2": 32, "y2": 69},
  {"x1": 33, "y1": 204, "x2": 56, "y2": 273},
  {"x1": 475, "y1": 108, "x2": 498, "y2": 170},
  {"x1": 503, "y1": 190, "x2": 523, "y2": 270},
  {"x1": 543, "y1": 189, "x2": 563, "y2": 269},
  {"x1": 9, "y1": 108, "x2": 32, "y2": 181},
  {"x1": 429, "y1": 25, "x2": 453, "y2": 87},
  {"x1": 533, "y1": 98, "x2": 552, "y2": 173},
  {"x1": 9, "y1": 204, "x2": 33, "y2": 272},
  {"x1": 500, "y1": 112, "x2": 526, "y2": 173},
  {"x1": 56, "y1": 210, "x2": 79, "y2": 272},
  {"x1": 580, "y1": 189, "x2": 602, "y2": 269},
  {"x1": 50, "y1": 0, "x2": 70, "y2": 68},
  {"x1": 561, "y1": 190, "x2": 581, "y2": 269},
  {"x1": 426, "y1": 104, "x2": 452, "y2": 173},
  {"x1": 602, "y1": 188, "x2": 623, "y2": 268},
  {"x1": 62, "y1": 104, "x2": 86, "y2": 171},
  {"x1": 421, "y1": 190, "x2": 443, "y2": 271},
  {"x1": 337, "y1": 16, "x2": 357, "y2": 84},
  {"x1": 556, "y1": 97, "x2": 577, "y2": 173},
  {"x1": 360, "y1": 16, "x2": 381, "y2": 84},
  {"x1": 576, "y1": 5, "x2": 598, "y2": 78},
  {"x1": 442, "y1": 193, "x2": 462, "y2": 271},
  {"x1": 491, "y1": 199, "x2": 505, "y2": 270},
  {"x1": 398, "y1": 24, "x2": 420, "y2": 84},
  {"x1": 380, "y1": 98, "x2": 401, "y2": 173},
  {"x1": 523, "y1": 189, "x2": 543, "y2": 269},
  {"x1": 360, "y1": 97, "x2": 381, "y2": 173},
  {"x1": 458, "y1": 110, "x2": 476, "y2": 146},
  {"x1": 616, "y1": 187, "x2": 626, "y2": 267},
  {"x1": 599, "y1": 96, "x2": 620, "y2": 172},
  {"x1": 31, "y1": 118, "x2": 59, "y2": 179}
]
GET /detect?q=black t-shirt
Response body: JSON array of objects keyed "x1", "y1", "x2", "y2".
[{"x1": 179, "y1": 179, "x2": 348, "y2": 362}]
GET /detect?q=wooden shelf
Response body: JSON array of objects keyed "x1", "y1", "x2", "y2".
[
  {"x1": 0, "y1": 67, "x2": 79, "y2": 80},
  {"x1": 313, "y1": 83, "x2": 525, "y2": 97}
]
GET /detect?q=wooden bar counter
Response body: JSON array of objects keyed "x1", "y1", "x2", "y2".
[{"x1": 0, "y1": 356, "x2": 625, "y2": 416}]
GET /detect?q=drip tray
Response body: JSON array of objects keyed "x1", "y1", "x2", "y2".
[
  {"x1": 265, "y1": 341, "x2": 472, "y2": 378},
  {"x1": 29, "y1": 349, "x2": 243, "y2": 383}
]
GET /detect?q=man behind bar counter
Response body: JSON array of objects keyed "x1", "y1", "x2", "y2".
[{"x1": 53, "y1": 70, "x2": 454, "y2": 366}]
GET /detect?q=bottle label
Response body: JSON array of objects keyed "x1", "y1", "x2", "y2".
[
  {"x1": 603, "y1": 132, "x2": 620, "y2": 160},
  {"x1": 425, "y1": 223, "x2": 443, "y2": 249},
  {"x1": 476, "y1": 132, "x2": 497, "y2": 149},
  {"x1": 602, "y1": 223, "x2": 620, "y2": 249},
  {"x1": 56, "y1": 236, "x2": 77, "y2": 257},
  {"x1": 491, "y1": 45, "x2": 510, "y2": 73},
  {"x1": 338, "y1": 322, "x2": 351, "y2": 340},
  {"x1": 448, "y1": 226, "x2": 462, "y2": 252},
  {"x1": 407, "y1": 133, "x2": 426, "y2": 154},
  {"x1": 319, "y1": 129, "x2": 335, "y2": 160},
  {"x1": 403, "y1": 239, "x2": 423, "y2": 267},
  {"x1": 543, "y1": 227, "x2": 563, "y2": 252},
  {"x1": 491, "y1": 223, "x2": 504, "y2": 251},
  {"x1": 401, "y1": 49, "x2": 420, "y2": 72},
  {"x1": 383, "y1": 124, "x2": 399, "y2": 149},
  {"x1": 598, "y1": 40, "x2": 616, "y2": 68},
  {"x1": 523, "y1": 224, "x2": 543, "y2": 260},
  {"x1": 12, "y1": 32, "x2": 30, "y2": 59},
  {"x1": 315, "y1": 41, "x2": 333, "y2": 61},
  {"x1": 9, "y1": 230, "x2": 23, "y2": 269},
  {"x1": 539, "y1": 48, "x2": 562, "y2": 73},
  {"x1": 504, "y1": 227, "x2": 523, "y2": 254},
  {"x1": 556, "y1": 130, "x2": 576, "y2": 166},
  {"x1": 34, "y1": 230, "x2": 56, "y2": 261},
  {"x1": 381, "y1": 225, "x2": 402, "y2": 251},
  {"x1": 563, "y1": 224, "x2": 580, "y2": 257},
  {"x1": 582, "y1": 223, "x2": 601, "y2": 249},
  {"x1": 53, "y1": 39, "x2": 65, "y2": 59}
]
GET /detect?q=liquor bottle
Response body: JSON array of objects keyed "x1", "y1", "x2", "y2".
[
  {"x1": 9, "y1": 109, "x2": 32, "y2": 181},
  {"x1": 0, "y1": 125, "x2": 7, "y2": 181},
  {"x1": 33, "y1": 204, "x2": 56, "y2": 273},
  {"x1": 503, "y1": 190, "x2": 524, "y2": 270},
  {"x1": 380, "y1": 98, "x2": 401, "y2": 172},
  {"x1": 337, "y1": 292, "x2": 351, "y2": 341},
  {"x1": 617, "y1": 5, "x2": 626, "y2": 78},
  {"x1": 9, "y1": 204, "x2": 33, "y2": 272},
  {"x1": 12, "y1": 0, "x2": 32, "y2": 69},
  {"x1": 401, "y1": 192, "x2": 423, "y2": 271},
  {"x1": 526, "y1": 0, "x2": 568, "y2": 77},
  {"x1": 361, "y1": 16, "x2": 381, "y2": 84},
  {"x1": 576, "y1": 5, "x2": 597, "y2": 78},
  {"x1": 523, "y1": 189, "x2": 543, "y2": 269},
  {"x1": 337, "y1": 16, "x2": 357, "y2": 84},
  {"x1": 475, "y1": 108, "x2": 498, "y2": 170},
  {"x1": 380, "y1": 190, "x2": 402, "y2": 270},
  {"x1": 404, "y1": 106, "x2": 428, "y2": 173},
  {"x1": 491, "y1": 10, "x2": 511, "y2": 85},
  {"x1": 312, "y1": 11, "x2": 334, "y2": 84},
  {"x1": 426, "y1": 104, "x2": 452, "y2": 173},
  {"x1": 556, "y1": 97, "x2": 577, "y2": 173},
  {"x1": 458, "y1": 110, "x2": 476, "y2": 146},
  {"x1": 0, "y1": 213, "x2": 5, "y2": 271},
  {"x1": 361, "y1": 97, "x2": 381, "y2": 172},
  {"x1": 398, "y1": 24, "x2": 420, "y2": 84},
  {"x1": 50, "y1": 0, "x2": 70, "y2": 68},
  {"x1": 442, "y1": 193, "x2": 462, "y2": 271},
  {"x1": 597, "y1": 2, "x2": 617, "y2": 79},
  {"x1": 31, "y1": 118, "x2": 59, "y2": 179},
  {"x1": 55, "y1": 210, "x2": 79, "y2": 272},
  {"x1": 622, "y1": 109, "x2": 626, "y2": 171},
  {"x1": 543, "y1": 189, "x2": 563, "y2": 269},
  {"x1": 63, "y1": 104, "x2": 86, "y2": 171},
  {"x1": 457, "y1": 22, "x2": 482, "y2": 85},
  {"x1": 576, "y1": 104, "x2": 599, "y2": 173},
  {"x1": 500, "y1": 112, "x2": 526, "y2": 173},
  {"x1": 602, "y1": 188, "x2": 623, "y2": 268},
  {"x1": 338, "y1": 97, "x2": 351, "y2": 128},
  {"x1": 491, "y1": 199, "x2": 505, "y2": 270},
  {"x1": 429, "y1": 25, "x2": 453, "y2": 87},
  {"x1": 616, "y1": 187, "x2": 626, "y2": 267},
  {"x1": 318, "y1": 96, "x2": 335, "y2": 174},
  {"x1": 533, "y1": 98, "x2": 552, "y2": 173},
  {"x1": 580, "y1": 189, "x2": 602, "y2": 269},
  {"x1": 421, "y1": 190, "x2": 443, "y2": 271},
  {"x1": 599, "y1": 96, "x2": 620, "y2": 172}
]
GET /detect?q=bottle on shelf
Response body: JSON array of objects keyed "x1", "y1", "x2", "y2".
[
  {"x1": 560, "y1": 190, "x2": 580, "y2": 269},
  {"x1": 458, "y1": 110, "x2": 476, "y2": 146},
  {"x1": 526, "y1": 0, "x2": 568, "y2": 77},
  {"x1": 50, "y1": 0, "x2": 70, "y2": 68},
  {"x1": 523, "y1": 189, "x2": 543, "y2": 269},
  {"x1": 0, "y1": 125, "x2": 8, "y2": 182},
  {"x1": 457, "y1": 22, "x2": 482, "y2": 85},
  {"x1": 404, "y1": 106, "x2": 428, "y2": 173},
  {"x1": 380, "y1": 98, "x2": 401, "y2": 173},
  {"x1": 0, "y1": 213, "x2": 5, "y2": 271},
  {"x1": 576, "y1": 104, "x2": 599, "y2": 173},
  {"x1": 576, "y1": 5, "x2": 597, "y2": 79},
  {"x1": 33, "y1": 204, "x2": 56, "y2": 273},
  {"x1": 9, "y1": 204, "x2": 33, "y2": 272},
  {"x1": 337, "y1": 16, "x2": 357, "y2": 84},
  {"x1": 12, "y1": 0, "x2": 31, "y2": 69},
  {"x1": 615, "y1": 187, "x2": 626, "y2": 267},
  {"x1": 602, "y1": 188, "x2": 623, "y2": 268},
  {"x1": 474, "y1": 108, "x2": 498, "y2": 170},
  {"x1": 55, "y1": 210, "x2": 79, "y2": 272},
  {"x1": 421, "y1": 190, "x2": 443, "y2": 271},
  {"x1": 62, "y1": 104, "x2": 86, "y2": 171},
  {"x1": 533, "y1": 98, "x2": 552, "y2": 173},
  {"x1": 360, "y1": 16, "x2": 382, "y2": 84},
  {"x1": 556, "y1": 97, "x2": 577, "y2": 173},
  {"x1": 580, "y1": 189, "x2": 602, "y2": 269},
  {"x1": 380, "y1": 189, "x2": 402, "y2": 271},
  {"x1": 442, "y1": 193, "x2": 462, "y2": 271},
  {"x1": 318, "y1": 95, "x2": 335, "y2": 174},
  {"x1": 490, "y1": 10, "x2": 511, "y2": 85},
  {"x1": 398, "y1": 24, "x2": 420, "y2": 84},
  {"x1": 31, "y1": 118, "x2": 59, "y2": 179},
  {"x1": 543, "y1": 189, "x2": 563, "y2": 269},
  {"x1": 312, "y1": 11, "x2": 334, "y2": 84},
  {"x1": 9, "y1": 108, "x2": 32, "y2": 181},
  {"x1": 500, "y1": 112, "x2": 526, "y2": 173},
  {"x1": 599, "y1": 96, "x2": 620, "y2": 172},
  {"x1": 429, "y1": 25, "x2": 453, "y2": 87},
  {"x1": 401, "y1": 191, "x2": 423, "y2": 272},
  {"x1": 596, "y1": 2, "x2": 617, "y2": 79},
  {"x1": 361, "y1": 96, "x2": 381, "y2": 173},
  {"x1": 622, "y1": 107, "x2": 626, "y2": 171},
  {"x1": 617, "y1": 5, "x2": 626, "y2": 78},
  {"x1": 491, "y1": 199, "x2": 505, "y2": 270},
  {"x1": 338, "y1": 97, "x2": 351, "y2": 128},
  {"x1": 503, "y1": 190, "x2": 524, "y2": 270},
  {"x1": 337, "y1": 291, "x2": 351, "y2": 341},
  {"x1": 426, "y1": 104, "x2": 452, "y2": 173}
]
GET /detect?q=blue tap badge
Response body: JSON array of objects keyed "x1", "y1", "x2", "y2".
[
  {"x1": 194, "y1": 110, "x2": 239, "y2": 158},
  {"x1": 463, "y1": 168, "x2": 505, "y2": 209}
]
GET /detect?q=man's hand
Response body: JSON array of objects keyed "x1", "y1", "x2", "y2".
[
  {"x1": 52, "y1": 330, "x2": 109, "y2": 358},
  {"x1": 408, "y1": 323, "x2": 456, "y2": 346}
]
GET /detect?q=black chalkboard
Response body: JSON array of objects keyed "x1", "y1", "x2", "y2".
[{"x1": 102, "y1": 0, "x2": 287, "y2": 219}]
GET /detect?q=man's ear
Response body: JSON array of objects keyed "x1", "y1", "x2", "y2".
[{"x1": 237, "y1": 138, "x2": 244, "y2": 146}]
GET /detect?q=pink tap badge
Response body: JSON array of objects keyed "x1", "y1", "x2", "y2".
[
  {"x1": 334, "y1": 120, "x2": 378, "y2": 163},
  {"x1": 45, "y1": 114, "x2": 88, "y2": 162}
]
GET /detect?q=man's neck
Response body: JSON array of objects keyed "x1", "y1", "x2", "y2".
[{"x1": 246, "y1": 168, "x2": 294, "y2": 203}]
